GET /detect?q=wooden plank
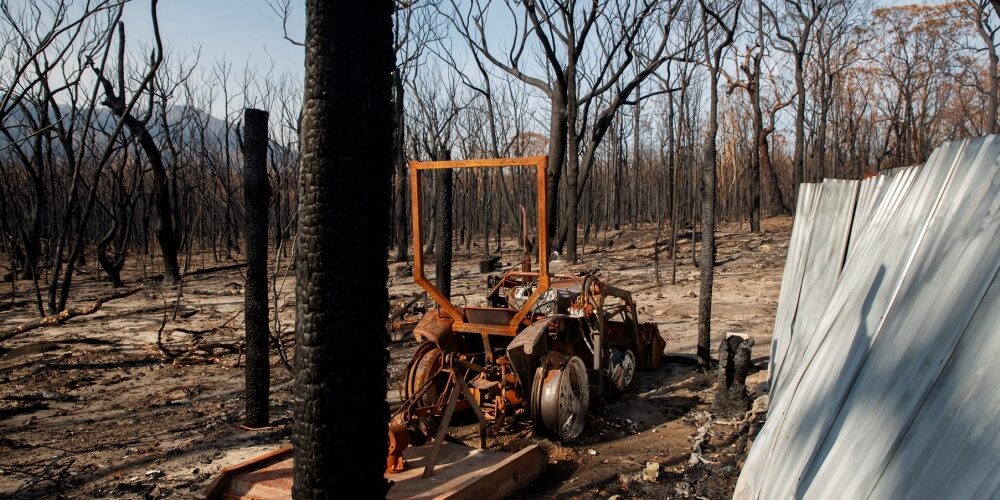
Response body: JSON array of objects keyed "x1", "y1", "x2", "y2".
[
  {"x1": 205, "y1": 445, "x2": 293, "y2": 499},
  {"x1": 441, "y1": 444, "x2": 547, "y2": 500},
  {"x1": 387, "y1": 443, "x2": 546, "y2": 500},
  {"x1": 223, "y1": 458, "x2": 294, "y2": 500},
  {"x1": 207, "y1": 442, "x2": 545, "y2": 500}
]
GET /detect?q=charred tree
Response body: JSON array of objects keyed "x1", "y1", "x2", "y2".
[
  {"x1": 765, "y1": 0, "x2": 824, "y2": 202},
  {"x1": 95, "y1": 22, "x2": 181, "y2": 284},
  {"x1": 726, "y1": 4, "x2": 767, "y2": 233},
  {"x1": 712, "y1": 334, "x2": 754, "y2": 416},
  {"x1": 748, "y1": 51, "x2": 763, "y2": 233},
  {"x1": 0, "y1": 99, "x2": 46, "y2": 283},
  {"x1": 243, "y1": 108, "x2": 271, "y2": 428},
  {"x1": 96, "y1": 145, "x2": 138, "y2": 288},
  {"x1": 434, "y1": 148, "x2": 453, "y2": 299},
  {"x1": 632, "y1": 85, "x2": 641, "y2": 231},
  {"x1": 293, "y1": 1, "x2": 394, "y2": 497},
  {"x1": 762, "y1": 102, "x2": 790, "y2": 214},
  {"x1": 698, "y1": 0, "x2": 740, "y2": 369},
  {"x1": 393, "y1": 68, "x2": 409, "y2": 262},
  {"x1": 669, "y1": 91, "x2": 680, "y2": 285}
]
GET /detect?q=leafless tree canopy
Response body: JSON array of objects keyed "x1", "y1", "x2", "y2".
[{"x1": 1, "y1": 0, "x2": 997, "y2": 324}]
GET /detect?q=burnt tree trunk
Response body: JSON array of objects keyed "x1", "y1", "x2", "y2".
[
  {"x1": 393, "y1": 68, "x2": 408, "y2": 262},
  {"x1": 21, "y1": 160, "x2": 43, "y2": 281},
  {"x1": 699, "y1": 89, "x2": 719, "y2": 370},
  {"x1": 97, "y1": 222, "x2": 125, "y2": 288},
  {"x1": 669, "y1": 92, "x2": 680, "y2": 285},
  {"x1": 546, "y1": 88, "x2": 568, "y2": 252},
  {"x1": 564, "y1": 65, "x2": 579, "y2": 263},
  {"x1": 748, "y1": 17, "x2": 764, "y2": 234},
  {"x1": 434, "y1": 148, "x2": 453, "y2": 299},
  {"x1": 243, "y1": 108, "x2": 271, "y2": 428},
  {"x1": 632, "y1": 85, "x2": 641, "y2": 231},
  {"x1": 293, "y1": 1, "x2": 394, "y2": 497},
  {"x1": 97, "y1": 150, "x2": 134, "y2": 288},
  {"x1": 698, "y1": 2, "x2": 737, "y2": 369},
  {"x1": 94, "y1": 25, "x2": 182, "y2": 285},
  {"x1": 109, "y1": 113, "x2": 180, "y2": 285},
  {"x1": 792, "y1": 52, "x2": 806, "y2": 204},
  {"x1": 712, "y1": 334, "x2": 754, "y2": 417},
  {"x1": 761, "y1": 128, "x2": 787, "y2": 214}
]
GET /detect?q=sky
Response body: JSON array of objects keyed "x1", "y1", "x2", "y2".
[
  {"x1": 121, "y1": 0, "x2": 306, "y2": 83},
  {"x1": 115, "y1": 0, "x2": 931, "y2": 124},
  {"x1": 121, "y1": 0, "x2": 923, "y2": 80}
]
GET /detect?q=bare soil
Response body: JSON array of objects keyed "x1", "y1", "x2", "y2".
[{"x1": 0, "y1": 216, "x2": 789, "y2": 499}]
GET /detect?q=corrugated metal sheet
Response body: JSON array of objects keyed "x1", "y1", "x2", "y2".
[
  {"x1": 767, "y1": 183, "x2": 821, "y2": 382},
  {"x1": 769, "y1": 179, "x2": 858, "y2": 405},
  {"x1": 738, "y1": 136, "x2": 1000, "y2": 500}
]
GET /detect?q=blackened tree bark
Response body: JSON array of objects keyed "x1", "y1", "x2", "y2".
[
  {"x1": 23, "y1": 134, "x2": 44, "y2": 281},
  {"x1": 712, "y1": 334, "x2": 754, "y2": 416},
  {"x1": 546, "y1": 100, "x2": 568, "y2": 253},
  {"x1": 0, "y1": 101, "x2": 46, "y2": 283},
  {"x1": 749, "y1": 14, "x2": 764, "y2": 233},
  {"x1": 791, "y1": 49, "x2": 808, "y2": 190},
  {"x1": 434, "y1": 148, "x2": 453, "y2": 299},
  {"x1": 96, "y1": 224, "x2": 125, "y2": 287},
  {"x1": 669, "y1": 90, "x2": 680, "y2": 285},
  {"x1": 393, "y1": 68, "x2": 409, "y2": 262},
  {"x1": 293, "y1": 1, "x2": 394, "y2": 497},
  {"x1": 632, "y1": 85, "x2": 641, "y2": 231},
  {"x1": 762, "y1": 97, "x2": 791, "y2": 214},
  {"x1": 95, "y1": 22, "x2": 181, "y2": 285},
  {"x1": 698, "y1": 0, "x2": 740, "y2": 369},
  {"x1": 96, "y1": 151, "x2": 134, "y2": 288},
  {"x1": 243, "y1": 108, "x2": 271, "y2": 428}
]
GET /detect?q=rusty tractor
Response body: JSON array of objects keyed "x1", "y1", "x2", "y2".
[{"x1": 387, "y1": 156, "x2": 665, "y2": 475}]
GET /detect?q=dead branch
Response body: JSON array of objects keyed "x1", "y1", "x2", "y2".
[
  {"x1": 156, "y1": 309, "x2": 243, "y2": 363},
  {"x1": 139, "y1": 262, "x2": 246, "y2": 283},
  {"x1": 155, "y1": 307, "x2": 176, "y2": 359},
  {"x1": 171, "y1": 278, "x2": 184, "y2": 321},
  {"x1": 155, "y1": 288, "x2": 177, "y2": 359},
  {"x1": 172, "y1": 340, "x2": 241, "y2": 366},
  {"x1": 0, "y1": 287, "x2": 142, "y2": 343},
  {"x1": 171, "y1": 309, "x2": 241, "y2": 337}
]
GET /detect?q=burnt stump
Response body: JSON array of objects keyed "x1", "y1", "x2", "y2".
[{"x1": 712, "y1": 333, "x2": 754, "y2": 417}]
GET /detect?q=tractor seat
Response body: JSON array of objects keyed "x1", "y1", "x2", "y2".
[{"x1": 464, "y1": 307, "x2": 516, "y2": 326}]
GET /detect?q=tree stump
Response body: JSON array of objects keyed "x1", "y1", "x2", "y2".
[{"x1": 712, "y1": 333, "x2": 754, "y2": 417}]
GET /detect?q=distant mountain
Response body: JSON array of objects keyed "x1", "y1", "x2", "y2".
[{"x1": 0, "y1": 103, "x2": 239, "y2": 155}]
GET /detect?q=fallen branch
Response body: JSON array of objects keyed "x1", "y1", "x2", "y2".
[
  {"x1": 171, "y1": 310, "x2": 242, "y2": 337},
  {"x1": 0, "y1": 287, "x2": 143, "y2": 343},
  {"x1": 172, "y1": 340, "x2": 241, "y2": 366},
  {"x1": 141, "y1": 262, "x2": 246, "y2": 282},
  {"x1": 188, "y1": 262, "x2": 246, "y2": 276},
  {"x1": 715, "y1": 253, "x2": 742, "y2": 266}
]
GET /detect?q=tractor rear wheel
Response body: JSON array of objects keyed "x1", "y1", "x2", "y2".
[
  {"x1": 531, "y1": 356, "x2": 589, "y2": 441},
  {"x1": 403, "y1": 342, "x2": 445, "y2": 409}
]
